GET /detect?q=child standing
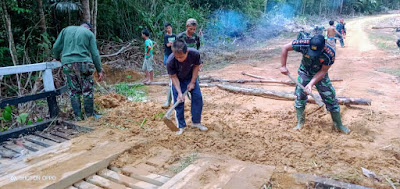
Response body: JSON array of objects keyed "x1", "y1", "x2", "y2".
[
  {"x1": 162, "y1": 23, "x2": 176, "y2": 108},
  {"x1": 141, "y1": 29, "x2": 156, "y2": 84}
]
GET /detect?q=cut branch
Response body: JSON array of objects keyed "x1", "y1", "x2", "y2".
[
  {"x1": 100, "y1": 43, "x2": 132, "y2": 58},
  {"x1": 241, "y1": 72, "x2": 343, "y2": 83},
  {"x1": 216, "y1": 84, "x2": 371, "y2": 106}
]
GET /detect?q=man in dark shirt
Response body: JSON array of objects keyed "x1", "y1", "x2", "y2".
[
  {"x1": 335, "y1": 19, "x2": 346, "y2": 47},
  {"x1": 167, "y1": 40, "x2": 207, "y2": 135},
  {"x1": 162, "y1": 23, "x2": 176, "y2": 108},
  {"x1": 280, "y1": 34, "x2": 350, "y2": 134}
]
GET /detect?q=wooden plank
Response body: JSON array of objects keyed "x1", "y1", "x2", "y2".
[
  {"x1": 40, "y1": 141, "x2": 141, "y2": 189},
  {"x1": 0, "y1": 146, "x2": 17, "y2": 159},
  {"x1": 159, "y1": 164, "x2": 202, "y2": 189},
  {"x1": 73, "y1": 181, "x2": 102, "y2": 189},
  {"x1": 0, "y1": 62, "x2": 61, "y2": 76},
  {"x1": 43, "y1": 68, "x2": 56, "y2": 91},
  {"x1": 85, "y1": 175, "x2": 128, "y2": 189},
  {"x1": 98, "y1": 169, "x2": 158, "y2": 189},
  {"x1": 3, "y1": 143, "x2": 28, "y2": 153},
  {"x1": 0, "y1": 87, "x2": 67, "y2": 109},
  {"x1": 24, "y1": 135, "x2": 58, "y2": 147},
  {"x1": 0, "y1": 141, "x2": 73, "y2": 178},
  {"x1": 49, "y1": 131, "x2": 71, "y2": 140},
  {"x1": 0, "y1": 120, "x2": 52, "y2": 143},
  {"x1": 20, "y1": 140, "x2": 46, "y2": 151},
  {"x1": 121, "y1": 165, "x2": 169, "y2": 186},
  {"x1": 0, "y1": 63, "x2": 47, "y2": 75},
  {"x1": 65, "y1": 186, "x2": 79, "y2": 189},
  {"x1": 223, "y1": 164, "x2": 275, "y2": 189},
  {"x1": 34, "y1": 131, "x2": 66, "y2": 143}
]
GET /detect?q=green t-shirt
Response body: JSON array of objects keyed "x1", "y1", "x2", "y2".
[
  {"x1": 292, "y1": 39, "x2": 335, "y2": 76},
  {"x1": 144, "y1": 38, "x2": 154, "y2": 58},
  {"x1": 52, "y1": 26, "x2": 102, "y2": 73}
]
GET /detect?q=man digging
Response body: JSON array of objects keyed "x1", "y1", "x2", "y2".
[
  {"x1": 280, "y1": 34, "x2": 350, "y2": 134},
  {"x1": 167, "y1": 39, "x2": 208, "y2": 135}
]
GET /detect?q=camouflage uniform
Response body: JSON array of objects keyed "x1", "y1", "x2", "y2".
[
  {"x1": 63, "y1": 62, "x2": 95, "y2": 119},
  {"x1": 292, "y1": 39, "x2": 339, "y2": 112},
  {"x1": 63, "y1": 62, "x2": 94, "y2": 99},
  {"x1": 177, "y1": 32, "x2": 201, "y2": 50}
]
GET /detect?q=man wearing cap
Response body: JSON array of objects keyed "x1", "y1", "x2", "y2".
[
  {"x1": 280, "y1": 34, "x2": 350, "y2": 134},
  {"x1": 335, "y1": 19, "x2": 346, "y2": 47},
  {"x1": 53, "y1": 23, "x2": 104, "y2": 120}
]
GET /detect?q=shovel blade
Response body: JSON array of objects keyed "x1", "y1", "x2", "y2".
[{"x1": 163, "y1": 117, "x2": 180, "y2": 131}]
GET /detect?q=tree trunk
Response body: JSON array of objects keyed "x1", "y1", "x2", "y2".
[
  {"x1": 217, "y1": 84, "x2": 372, "y2": 106},
  {"x1": 36, "y1": 0, "x2": 50, "y2": 61},
  {"x1": 264, "y1": 0, "x2": 268, "y2": 13},
  {"x1": 36, "y1": 0, "x2": 47, "y2": 34},
  {"x1": 1, "y1": 0, "x2": 21, "y2": 96},
  {"x1": 81, "y1": 0, "x2": 91, "y2": 23},
  {"x1": 340, "y1": 0, "x2": 344, "y2": 14},
  {"x1": 93, "y1": 0, "x2": 97, "y2": 36}
]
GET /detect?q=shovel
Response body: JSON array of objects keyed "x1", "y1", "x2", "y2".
[
  {"x1": 163, "y1": 89, "x2": 189, "y2": 131},
  {"x1": 287, "y1": 73, "x2": 325, "y2": 109}
]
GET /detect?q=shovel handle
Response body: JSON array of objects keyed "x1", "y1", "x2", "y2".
[
  {"x1": 287, "y1": 73, "x2": 324, "y2": 107},
  {"x1": 164, "y1": 89, "x2": 189, "y2": 118}
]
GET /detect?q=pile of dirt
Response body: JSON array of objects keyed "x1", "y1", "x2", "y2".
[
  {"x1": 95, "y1": 93, "x2": 126, "y2": 108},
  {"x1": 85, "y1": 90, "x2": 400, "y2": 188}
]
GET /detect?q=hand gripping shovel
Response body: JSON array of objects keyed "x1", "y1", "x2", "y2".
[
  {"x1": 163, "y1": 89, "x2": 189, "y2": 131},
  {"x1": 287, "y1": 73, "x2": 325, "y2": 113}
]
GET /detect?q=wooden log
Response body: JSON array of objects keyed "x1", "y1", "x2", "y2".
[
  {"x1": 241, "y1": 71, "x2": 266, "y2": 79},
  {"x1": 211, "y1": 78, "x2": 295, "y2": 86},
  {"x1": 371, "y1": 26, "x2": 399, "y2": 29},
  {"x1": 216, "y1": 84, "x2": 371, "y2": 106},
  {"x1": 241, "y1": 72, "x2": 343, "y2": 83}
]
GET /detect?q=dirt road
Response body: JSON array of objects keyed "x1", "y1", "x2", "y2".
[
  {"x1": 96, "y1": 14, "x2": 400, "y2": 188},
  {"x1": 10, "y1": 14, "x2": 399, "y2": 188}
]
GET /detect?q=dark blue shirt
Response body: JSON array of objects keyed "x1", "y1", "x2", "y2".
[{"x1": 336, "y1": 23, "x2": 346, "y2": 34}]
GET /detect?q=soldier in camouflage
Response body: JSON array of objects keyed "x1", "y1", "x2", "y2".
[
  {"x1": 177, "y1": 18, "x2": 201, "y2": 50},
  {"x1": 53, "y1": 23, "x2": 104, "y2": 120},
  {"x1": 280, "y1": 34, "x2": 350, "y2": 134}
]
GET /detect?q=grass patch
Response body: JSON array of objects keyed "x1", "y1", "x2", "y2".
[
  {"x1": 114, "y1": 82, "x2": 147, "y2": 102},
  {"x1": 367, "y1": 18, "x2": 399, "y2": 52},
  {"x1": 376, "y1": 67, "x2": 400, "y2": 76},
  {"x1": 170, "y1": 153, "x2": 199, "y2": 173}
]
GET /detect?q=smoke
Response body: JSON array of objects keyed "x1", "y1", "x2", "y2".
[{"x1": 203, "y1": 10, "x2": 249, "y2": 46}]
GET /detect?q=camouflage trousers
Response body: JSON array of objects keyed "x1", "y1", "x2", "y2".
[
  {"x1": 294, "y1": 72, "x2": 340, "y2": 112},
  {"x1": 63, "y1": 62, "x2": 94, "y2": 99}
]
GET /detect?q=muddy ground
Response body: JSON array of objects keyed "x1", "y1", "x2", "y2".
[{"x1": 75, "y1": 14, "x2": 400, "y2": 188}]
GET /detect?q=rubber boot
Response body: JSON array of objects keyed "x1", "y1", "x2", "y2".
[
  {"x1": 162, "y1": 88, "x2": 172, "y2": 109},
  {"x1": 330, "y1": 112, "x2": 350, "y2": 134},
  {"x1": 83, "y1": 96, "x2": 94, "y2": 118},
  {"x1": 294, "y1": 107, "x2": 305, "y2": 130},
  {"x1": 70, "y1": 96, "x2": 82, "y2": 121}
]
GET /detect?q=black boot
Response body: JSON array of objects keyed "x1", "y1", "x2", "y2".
[{"x1": 70, "y1": 96, "x2": 82, "y2": 121}]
